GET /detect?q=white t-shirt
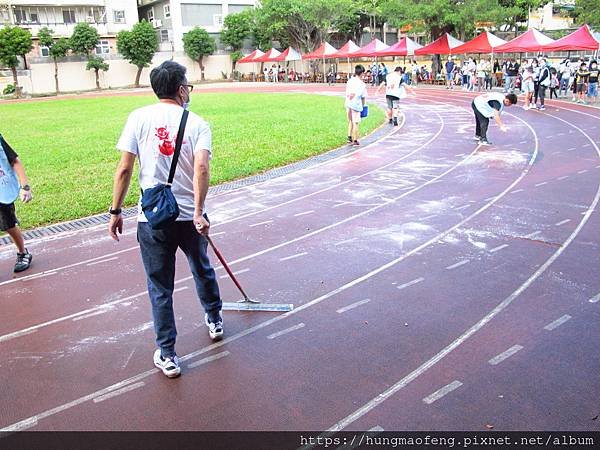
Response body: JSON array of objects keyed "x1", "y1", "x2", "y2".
[
  {"x1": 385, "y1": 71, "x2": 404, "y2": 98},
  {"x1": 474, "y1": 92, "x2": 506, "y2": 118},
  {"x1": 345, "y1": 76, "x2": 367, "y2": 112},
  {"x1": 116, "y1": 103, "x2": 212, "y2": 222}
]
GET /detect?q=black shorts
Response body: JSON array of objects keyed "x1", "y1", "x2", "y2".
[
  {"x1": 0, "y1": 202, "x2": 18, "y2": 231},
  {"x1": 576, "y1": 83, "x2": 586, "y2": 93},
  {"x1": 386, "y1": 95, "x2": 400, "y2": 109}
]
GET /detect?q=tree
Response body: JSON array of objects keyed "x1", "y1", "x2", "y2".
[
  {"x1": 182, "y1": 27, "x2": 216, "y2": 81},
  {"x1": 0, "y1": 26, "x2": 33, "y2": 98},
  {"x1": 220, "y1": 10, "x2": 253, "y2": 74},
  {"x1": 574, "y1": 0, "x2": 600, "y2": 26},
  {"x1": 38, "y1": 27, "x2": 70, "y2": 94},
  {"x1": 86, "y1": 55, "x2": 109, "y2": 89},
  {"x1": 116, "y1": 20, "x2": 158, "y2": 87},
  {"x1": 70, "y1": 22, "x2": 100, "y2": 56}
]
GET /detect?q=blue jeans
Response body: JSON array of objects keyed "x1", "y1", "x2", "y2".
[{"x1": 137, "y1": 220, "x2": 222, "y2": 358}]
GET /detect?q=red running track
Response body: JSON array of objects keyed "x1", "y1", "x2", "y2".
[{"x1": 0, "y1": 86, "x2": 599, "y2": 433}]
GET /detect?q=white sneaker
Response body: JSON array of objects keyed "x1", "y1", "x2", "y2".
[
  {"x1": 153, "y1": 349, "x2": 181, "y2": 378},
  {"x1": 205, "y1": 312, "x2": 224, "y2": 341}
]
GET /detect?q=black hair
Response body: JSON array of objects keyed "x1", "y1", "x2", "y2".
[
  {"x1": 394, "y1": 66, "x2": 402, "y2": 72},
  {"x1": 355, "y1": 65, "x2": 365, "y2": 76},
  {"x1": 150, "y1": 61, "x2": 187, "y2": 100},
  {"x1": 505, "y1": 93, "x2": 518, "y2": 105}
]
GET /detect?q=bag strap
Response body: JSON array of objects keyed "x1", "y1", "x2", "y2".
[{"x1": 166, "y1": 109, "x2": 189, "y2": 186}]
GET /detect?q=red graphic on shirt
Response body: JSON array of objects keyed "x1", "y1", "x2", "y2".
[{"x1": 155, "y1": 127, "x2": 176, "y2": 156}]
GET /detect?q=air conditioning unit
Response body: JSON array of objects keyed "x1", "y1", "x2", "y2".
[
  {"x1": 151, "y1": 18, "x2": 162, "y2": 28},
  {"x1": 213, "y1": 14, "x2": 222, "y2": 27}
]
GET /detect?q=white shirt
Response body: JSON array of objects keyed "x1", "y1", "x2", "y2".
[
  {"x1": 385, "y1": 71, "x2": 404, "y2": 98},
  {"x1": 345, "y1": 76, "x2": 367, "y2": 112},
  {"x1": 474, "y1": 92, "x2": 505, "y2": 118},
  {"x1": 117, "y1": 103, "x2": 212, "y2": 222}
]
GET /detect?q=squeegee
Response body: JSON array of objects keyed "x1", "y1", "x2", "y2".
[{"x1": 206, "y1": 236, "x2": 294, "y2": 312}]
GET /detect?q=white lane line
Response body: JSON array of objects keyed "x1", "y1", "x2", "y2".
[
  {"x1": 519, "y1": 140, "x2": 527, "y2": 144},
  {"x1": 72, "y1": 309, "x2": 109, "y2": 322},
  {"x1": 567, "y1": 147, "x2": 576, "y2": 151},
  {"x1": 279, "y1": 252, "x2": 308, "y2": 262},
  {"x1": 596, "y1": 165, "x2": 600, "y2": 169},
  {"x1": 93, "y1": 382, "x2": 145, "y2": 403},
  {"x1": 219, "y1": 268, "x2": 250, "y2": 279},
  {"x1": 397, "y1": 277, "x2": 425, "y2": 290},
  {"x1": 294, "y1": 210, "x2": 315, "y2": 217},
  {"x1": 0, "y1": 286, "x2": 189, "y2": 344},
  {"x1": 210, "y1": 231, "x2": 226, "y2": 238},
  {"x1": 332, "y1": 202, "x2": 351, "y2": 209},
  {"x1": 544, "y1": 314, "x2": 572, "y2": 331},
  {"x1": 446, "y1": 260, "x2": 470, "y2": 270},
  {"x1": 249, "y1": 220, "x2": 274, "y2": 228},
  {"x1": 23, "y1": 271, "x2": 57, "y2": 281},
  {"x1": 336, "y1": 299, "x2": 371, "y2": 314},
  {"x1": 578, "y1": 170, "x2": 588, "y2": 174},
  {"x1": 524, "y1": 231, "x2": 542, "y2": 239},
  {"x1": 557, "y1": 175, "x2": 570, "y2": 180},
  {"x1": 484, "y1": 196, "x2": 497, "y2": 202},
  {"x1": 188, "y1": 351, "x2": 230, "y2": 369},
  {"x1": 454, "y1": 204, "x2": 471, "y2": 211},
  {"x1": 555, "y1": 219, "x2": 571, "y2": 226},
  {"x1": 557, "y1": 133, "x2": 565, "y2": 136},
  {"x1": 423, "y1": 381, "x2": 463, "y2": 405},
  {"x1": 490, "y1": 244, "x2": 509, "y2": 253},
  {"x1": 534, "y1": 182, "x2": 548, "y2": 187},
  {"x1": 334, "y1": 238, "x2": 357, "y2": 246},
  {"x1": 420, "y1": 214, "x2": 437, "y2": 221},
  {"x1": 0, "y1": 100, "x2": 538, "y2": 433},
  {"x1": 583, "y1": 143, "x2": 591, "y2": 147},
  {"x1": 267, "y1": 323, "x2": 305, "y2": 340},
  {"x1": 488, "y1": 345, "x2": 523, "y2": 365},
  {"x1": 510, "y1": 189, "x2": 524, "y2": 194},
  {"x1": 0, "y1": 246, "x2": 139, "y2": 288},
  {"x1": 589, "y1": 293, "x2": 600, "y2": 303},
  {"x1": 86, "y1": 257, "x2": 118, "y2": 267}
]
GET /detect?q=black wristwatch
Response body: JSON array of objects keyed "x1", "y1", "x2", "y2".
[
  {"x1": 20, "y1": 184, "x2": 31, "y2": 191},
  {"x1": 108, "y1": 206, "x2": 122, "y2": 215}
]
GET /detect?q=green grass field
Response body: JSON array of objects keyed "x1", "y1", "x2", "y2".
[{"x1": 0, "y1": 92, "x2": 384, "y2": 230}]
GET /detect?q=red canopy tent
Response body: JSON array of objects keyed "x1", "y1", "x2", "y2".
[
  {"x1": 273, "y1": 47, "x2": 302, "y2": 62},
  {"x1": 415, "y1": 33, "x2": 464, "y2": 55},
  {"x1": 452, "y1": 31, "x2": 507, "y2": 54},
  {"x1": 303, "y1": 42, "x2": 339, "y2": 60},
  {"x1": 494, "y1": 28, "x2": 555, "y2": 53},
  {"x1": 253, "y1": 48, "x2": 282, "y2": 63},
  {"x1": 542, "y1": 24, "x2": 599, "y2": 52},
  {"x1": 237, "y1": 49, "x2": 264, "y2": 64},
  {"x1": 374, "y1": 37, "x2": 423, "y2": 57},
  {"x1": 350, "y1": 39, "x2": 390, "y2": 58},
  {"x1": 331, "y1": 40, "x2": 361, "y2": 59}
]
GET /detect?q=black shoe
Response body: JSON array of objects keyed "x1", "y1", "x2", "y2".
[
  {"x1": 353, "y1": 140, "x2": 360, "y2": 146},
  {"x1": 388, "y1": 119, "x2": 393, "y2": 125},
  {"x1": 14, "y1": 250, "x2": 32, "y2": 273},
  {"x1": 347, "y1": 136, "x2": 352, "y2": 143},
  {"x1": 393, "y1": 118, "x2": 398, "y2": 126},
  {"x1": 479, "y1": 139, "x2": 492, "y2": 146}
]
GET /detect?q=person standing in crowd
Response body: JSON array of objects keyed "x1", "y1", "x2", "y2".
[
  {"x1": 574, "y1": 61, "x2": 590, "y2": 104},
  {"x1": 345, "y1": 65, "x2": 368, "y2": 146},
  {"x1": 462, "y1": 60, "x2": 470, "y2": 90},
  {"x1": 588, "y1": 60, "x2": 598, "y2": 106},
  {"x1": 506, "y1": 58, "x2": 520, "y2": 93},
  {"x1": 468, "y1": 58, "x2": 477, "y2": 91},
  {"x1": 411, "y1": 60, "x2": 420, "y2": 85},
  {"x1": 559, "y1": 59, "x2": 571, "y2": 98},
  {"x1": 371, "y1": 62, "x2": 379, "y2": 87},
  {"x1": 549, "y1": 67, "x2": 559, "y2": 100},
  {"x1": 379, "y1": 63, "x2": 388, "y2": 85},
  {"x1": 445, "y1": 56, "x2": 455, "y2": 89},
  {"x1": 536, "y1": 58, "x2": 551, "y2": 110},
  {"x1": 522, "y1": 63, "x2": 535, "y2": 110},
  {"x1": 0, "y1": 134, "x2": 33, "y2": 273},
  {"x1": 376, "y1": 66, "x2": 414, "y2": 126},
  {"x1": 471, "y1": 92, "x2": 518, "y2": 146},
  {"x1": 476, "y1": 58, "x2": 488, "y2": 92},
  {"x1": 532, "y1": 59, "x2": 541, "y2": 106},
  {"x1": 109, "y1": 61, "x2": 224, "y2": 378}
]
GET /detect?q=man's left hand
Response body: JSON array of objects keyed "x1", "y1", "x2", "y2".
[
  {"x1": 20, "y1": 188, "x2": 32, "y2": 203},
  {"x1": 109, "y1": 214, "x2": 123, "y2": 241},
  {"x1": 194, "y1": 214, "x2": 210, "y2": 236}
]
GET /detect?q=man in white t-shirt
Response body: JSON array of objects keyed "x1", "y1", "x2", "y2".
[
  {"x1": 376, "y1": 66, "x2": 413, "y2": 126},
  {"x1": 471, "y1": 92, "x2": 517, "y2": 145},
  {"x1": 108, "y1": 61, "x2": 223, "y2": 378},
  {"x1": 345, "y1": 64, "x2": 368, "y2": 146}
]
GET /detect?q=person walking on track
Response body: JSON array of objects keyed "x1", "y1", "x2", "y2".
[
  {"x1": 109, "y1": 60, "x2": 223, "y2": 379},
  {"x1": 376, "y1": 66, "x2": 414, "y2": 126},
  {"x1": 0, "y1": 134, "x2": 33, "y2": 273},
  {"x1": 471, "y1": 92, "x2": 518, "y2": 146}
]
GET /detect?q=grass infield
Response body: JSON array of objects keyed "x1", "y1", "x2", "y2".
[{"x1": 0, "y1": 92, "x2": 384, "y2": 230}]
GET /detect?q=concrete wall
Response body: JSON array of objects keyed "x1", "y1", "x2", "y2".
[{"x1": 2, "y1": 52, "x2": 241, "y2": 95}]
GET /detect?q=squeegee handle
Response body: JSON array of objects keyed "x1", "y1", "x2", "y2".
[{"x1": 206, "y1": 235, "x2": 251, "y2": 301}]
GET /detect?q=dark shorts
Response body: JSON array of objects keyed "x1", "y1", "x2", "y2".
[
  {"x1": 576, "y1": 83, "x2": 586, "y2": 93},
  {"x1": 386, "y1": 95, "x2": 400, "y2": 109},
  {"x1": 0, "y1": 202, "x2": 18, "y2": 231}
]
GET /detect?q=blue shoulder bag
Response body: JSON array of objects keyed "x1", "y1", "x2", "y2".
[{"x1": 141, "y1": 110, "x2": 189, "y2": 230}]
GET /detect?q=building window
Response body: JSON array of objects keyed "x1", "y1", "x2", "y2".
[
  {"x1": 63, "y1": 9, "x2": 76, "y2": 24},
  {"x1": 95, "y1": 40, "x2": 110, "y2": 54},
  {"x1": 40, "y1": 46, "x2": 50, "y2": 57},
  {"x1": 113, "y1": 10, "x2": 125, "y2": 23},
  {"x1": 14, "y1": 9, "x2": 26, "y2": 23},
  {"x1": 160, "y1": 29, "x2": 169, "y2": 43},
  {"x1": 181, "y1": 4, "x2": 222, "y2": 27},
  {"x1": 147, "y1": 8, "x2": 154, "y2": 21},
  {"x1": 163, "y1": 4, "x2": 170, "y2": 18},
  {"x1": 30, "y1": 13, "x2": 39, "y2": 24}
]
